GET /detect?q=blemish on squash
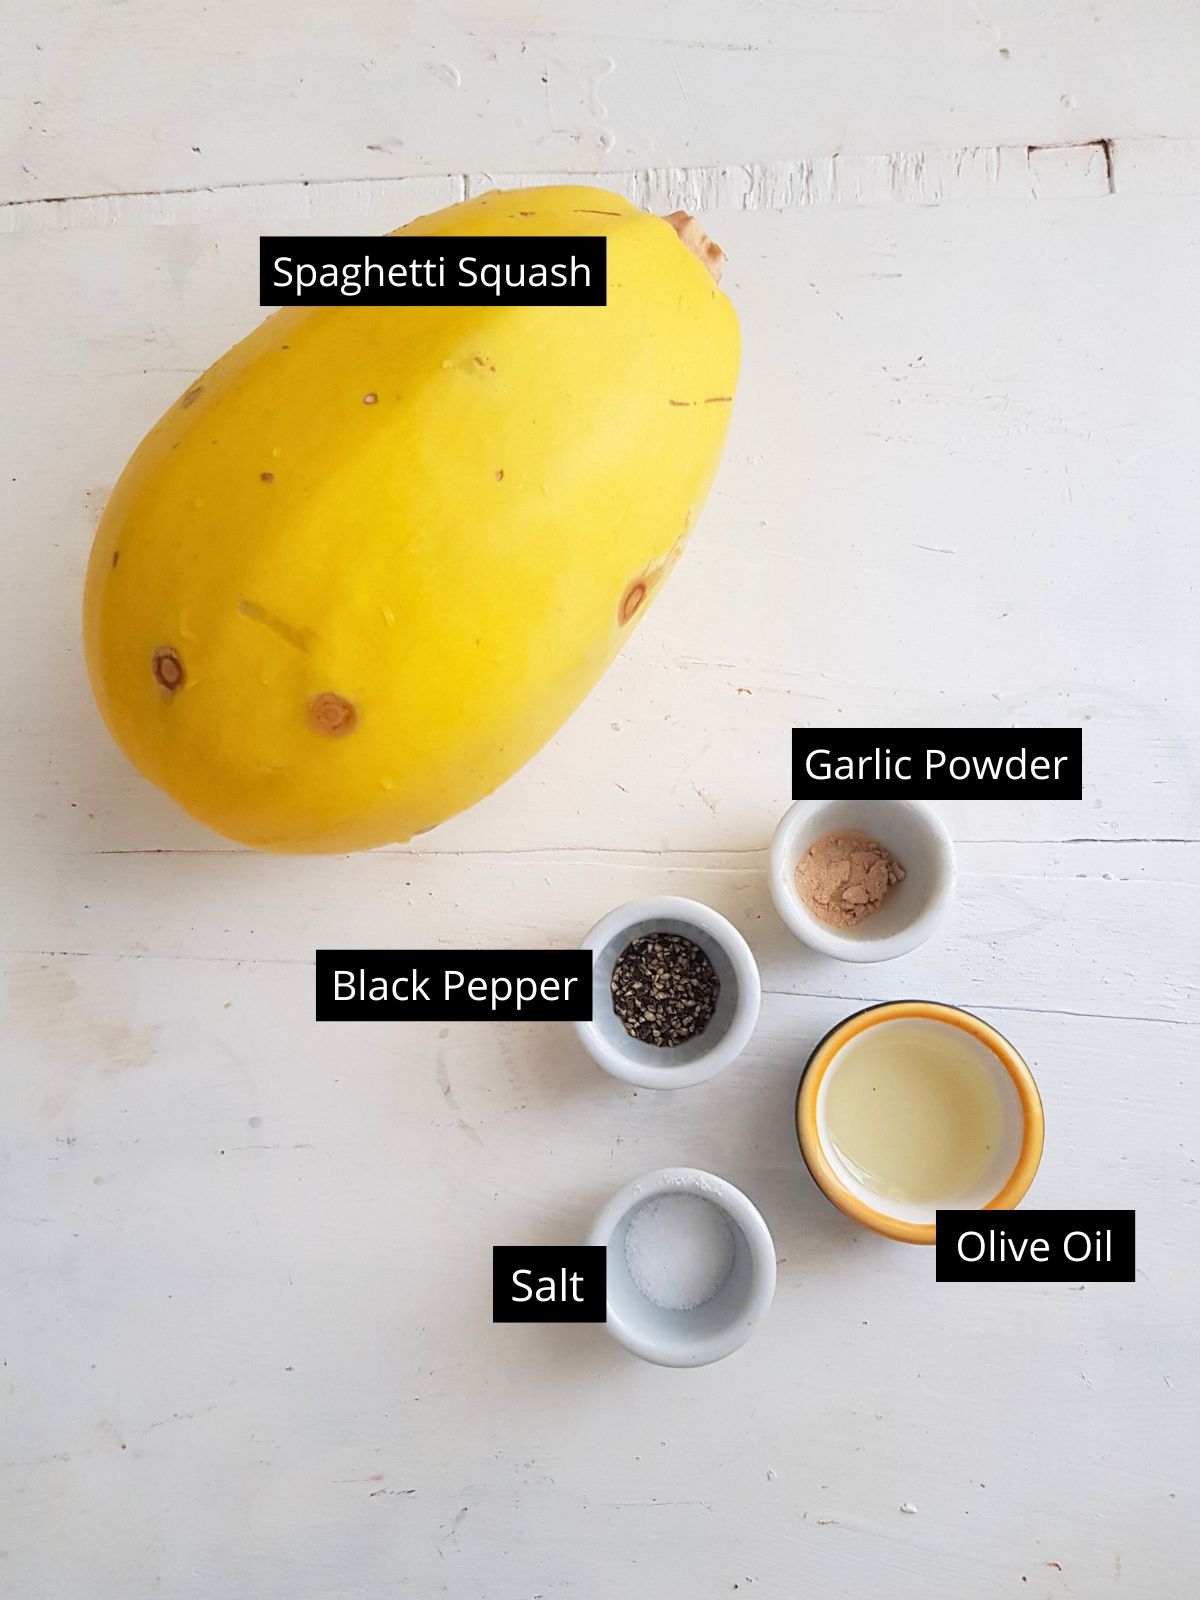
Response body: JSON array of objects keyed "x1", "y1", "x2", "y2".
[
  {"x1": 259, "y1": 471, "x2": 275, "y2": 483},
  {"x1": 619, "y1": 540, "x2": 681, "y2": 628},
  {"x1": 307, "y1": 692, "x2": 358, "y2": 738},
  {"x1": 363, "y1": 392, "x2": 379, "y2": 406},
  {"x1": 519, "y1": 210, "x2": 535, "y2": 217},
  {"x1": 111, "y1": 550, "x2": 120, "y2": 569},
  {"x1": 703, "y1": 395, "x2": 733, "y2": 404},
  {"x1": 619, "y1": 580, "x2": 648, "y2": 625},
  {"x1": 494, "y1": 469, "x2": 505, "y2": 482},
  {"x1": 152, "y1": 646, "x2": 184, "y2": 694},
  {"x1": 574, "y1": 208, "x2": 621, "y2": 216},
  {"x1": 237, "y1": 600, "x2": 313, "y2": 654},
  {"x1": 668, "y1": 399, "x2": 694, "y2": 408},
  {"x1": 473, "y1": 355, "x2": 497, "y2": 372},
  {"x1": 180, "y1": 385, "x2": 203, "y2": 409}
]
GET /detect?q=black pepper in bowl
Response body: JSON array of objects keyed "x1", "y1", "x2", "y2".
[{"x1": 611, "y1": 931, "x2": 721, "y2": 1048}]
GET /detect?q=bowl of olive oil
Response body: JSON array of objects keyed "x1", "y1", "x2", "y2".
[{"x1": 795, "y1": 1002, "x2": 1043, "y2": 1244}]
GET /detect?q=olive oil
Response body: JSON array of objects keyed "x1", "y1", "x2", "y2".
[{"x1": 824, "y1": 1020, "x2": 1002, "y2": 1204}]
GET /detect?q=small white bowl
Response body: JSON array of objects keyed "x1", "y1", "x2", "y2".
[
  {"x1": 587, "y1": 1167, "x2": 777, "y2": 1367},
  {"x1": 770, "y1": 799, "x2": 955, "y2": 963},
  {"x1": 574, "y1": 896, "x2": 761, "y2": 1088}
]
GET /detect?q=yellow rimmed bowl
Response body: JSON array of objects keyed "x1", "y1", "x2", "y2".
[{"x1": 795, "y1": 1001, "x2": 1044, "y2": 1245}]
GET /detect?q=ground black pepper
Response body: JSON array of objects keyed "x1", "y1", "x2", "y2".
[{"x1": 610, "y1": 932, "x2": 720, "y2": 1048}]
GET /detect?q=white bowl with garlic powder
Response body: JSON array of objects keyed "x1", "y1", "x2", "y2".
[
  {"x1": 770, "y1": 798, "x2": 956, "y2": 962},
  {"x1": 587, "y1": 1167, "x2": 777, "y2": 1367}
]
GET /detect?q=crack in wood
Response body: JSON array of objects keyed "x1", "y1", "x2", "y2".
[{"x1": 3, "y1": 137, "x2": 1186, "y2": 233}]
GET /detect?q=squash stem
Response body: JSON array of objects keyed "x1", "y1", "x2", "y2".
[{"x1": 663, "y1": 212, "x2": 725, "y2": 284}]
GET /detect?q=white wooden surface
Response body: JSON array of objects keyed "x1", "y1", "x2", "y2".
[{"x1": 2, "y1": 4, "x2": 1198, "y2": 1596}]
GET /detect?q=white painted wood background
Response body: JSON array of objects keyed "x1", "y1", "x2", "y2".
[{"x1": 2, "y1": 3, "x2": 1197, "y2": 1595}]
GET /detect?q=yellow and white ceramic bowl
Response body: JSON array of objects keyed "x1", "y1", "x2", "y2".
[{"x1": 795, "y1": 1001, "x2": 1044, "y2": 1245}]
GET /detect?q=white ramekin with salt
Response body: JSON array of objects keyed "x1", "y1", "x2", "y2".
[{"x1": 587, "y1": 1167, "x2": 777, "y2": 1367}]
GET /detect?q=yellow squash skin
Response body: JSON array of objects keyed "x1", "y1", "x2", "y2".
[{"x1": 83, "y1": 186, "x2": 740, "y2": 852}]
